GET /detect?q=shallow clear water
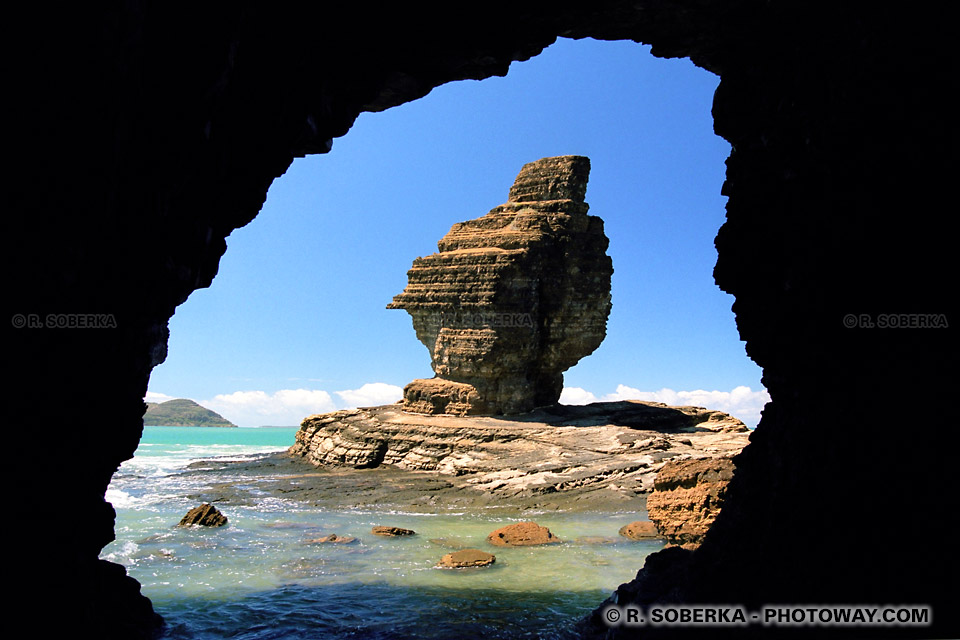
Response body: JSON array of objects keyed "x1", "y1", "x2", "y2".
[{"x1": 102, "y1": 427, "x2": 661, "y2": 639}]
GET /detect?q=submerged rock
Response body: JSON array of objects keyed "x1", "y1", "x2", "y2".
[
  {"x1": 387, "y1": 155, "x2": 613, "y2": 416},
  {"x1": 177, "y1": 503, "x2": 228, "y2": 527},
  {"x1": 371, "y1": 526, "x2": 416, "y2": 537},
  {"x1": 646, "y1": 457, "x2": 736, "y2": 548},
  {"x1": 437, "y1": 549, "x2": 496, "y2": 568},
  {"x1": 305, "y1": 534, "x2": 357, "y2": 544},
  {"x1": 487, "y1": 521, "x2": 560, "y2": 547}
]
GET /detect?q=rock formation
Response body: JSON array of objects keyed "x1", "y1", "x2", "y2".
[
  {"x1": 371, "y1": 526, "x2": 416, "y2": 537},
  {"x1": 487, "y1": 521, "x2": 560, "y2": 547},
  {"x1": 289, "y1": 401, "x2": 749, "y2": 510},
  {"x1": 646, "y1": 457, "x2": 735, "y2": 548},
  {"x1": 177, "y1": 503, "x2": 228, "y2": 528},
  {"x1": 387, "y1": 155, "x2": 612, "y2": 416},
  {"x1": 618, "y1": 521, "x2": 661, "y2": 541},
  {"x1": 437, "y1": 549, "x2": 496, "y2": 569}
]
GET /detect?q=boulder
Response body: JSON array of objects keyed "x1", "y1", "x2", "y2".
[
  {"x1": 618, "y1": 521, "x2": 661, "y2": 540},
  {"x1": 177, "y1": 503, "x2": 227, "y2": 527},
  {"x1": 487, "y1": 521, "x2": 560, "y2": 546},
  {"x1": 437, "y1": 549, "x2": 496, "y2": 568}
]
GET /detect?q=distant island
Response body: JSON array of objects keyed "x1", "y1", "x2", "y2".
[{"x1": 144, "y1": 398, "x2": 237, "y2": 427}]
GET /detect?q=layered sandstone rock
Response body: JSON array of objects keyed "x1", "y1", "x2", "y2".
[
  {"x1": 387, "y1": 155, "x2": 612, "y2": 416},
  {"x1": 289, "y1": 400, "x2": 749, "y2": 511},
  {"x1": 646, "y1": 456, "x2": 736, "y2": 548}
]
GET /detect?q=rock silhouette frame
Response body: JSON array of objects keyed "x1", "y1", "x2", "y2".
[{"x1": 9, "y1": 4, "x2": 953, "y2": 638}]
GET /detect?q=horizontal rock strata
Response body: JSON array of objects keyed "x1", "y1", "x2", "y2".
[
  {"x1": 646, "y1": 457, "x2": 736, "y2": 548},
  {"x1": 288, "y1": 400, "x2": 749, "y2": 510},
  {"x1": 387, "y1": 155, "x2": 613, "y2": 416}
]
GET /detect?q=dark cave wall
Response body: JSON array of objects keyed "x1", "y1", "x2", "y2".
[{"x1": 6, "y1": 2, "x2": 953, "y2": 638}]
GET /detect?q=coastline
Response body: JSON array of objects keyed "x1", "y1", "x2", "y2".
[{"x1": 183, "y1": 400, "x2": 750, "y2": 517}]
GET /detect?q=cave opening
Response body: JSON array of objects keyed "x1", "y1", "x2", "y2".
[
  {"x1": 146, "y1": 37, "x2": 766, "y2": 430},
  {"x1": 108, "y1": 37, "x2": 769, "y2": 639},
  {"x1": 13, "y1": 5, "x2": 953, "y2": 639}
]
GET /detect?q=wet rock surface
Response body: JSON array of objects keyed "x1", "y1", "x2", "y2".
[
  {"x1": 618, "y1": 521, "x2": 660, "y2": 541},
  {"x1": 177, "y1": 503, "x2": 228, "y2": 528},
  {"x1": 487, "y1": 522, "x2": 560, "y2": 547},
  {"x1": 437, "y1": 549, "x2": 496, "y2": 568},
  {"x1": 281, "y1": 400, "x2": 749, "y2": 513},
  {"x1": 371, "y1": 526, "x2": 416, "y2": 537}
]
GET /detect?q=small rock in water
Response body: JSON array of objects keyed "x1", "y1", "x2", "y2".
[
  {"x1": 305, "y1": 534, "x2": 357, "y2": 544},
  {"x1": 486, "y1": 521, "x2": 560, "y2": 546},
  {"x1": 371, "y1": 526, "x2": 416, "y2": 537},
  {"x1": 177, "y1": 503, "x2": 228, "y2": 527},
  {"x1": 437, "y1": 549, "x2": 496, "y2": 568},
  {"x1": 618, "y1": 521, "x2": 660, "y2": 541}
]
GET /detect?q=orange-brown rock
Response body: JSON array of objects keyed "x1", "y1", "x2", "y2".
[
  {"x1": 645, "y1": 457, "x2": 736, "y2": 548},
  {"x1": 437, "y1": 549, "x2": 496, "y2": 568},
  {"x1": 486, "y1": 521, "x2": 560, "y2": 547},
  {"x1": 177, "y1": 503, "x2": 227, "y2": 528},
  {"x1": 618, "y1": 521, "x2": 661, "y2": 540},
  {"x1": 387, "y1": 155, "x2": 612, "y2": 416}
]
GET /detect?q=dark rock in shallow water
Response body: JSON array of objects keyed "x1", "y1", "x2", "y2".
[
  {"x1": 437, "y1": 549, "x2": 496, "y2": 568},
  {"x1": 487, "y1": 521, "x2": 560, "y2": 547},
  {"x1": 371, "y1": 526, "x2": 416, "y2": 537},
  {"x1": 177, "y1": 503, "x2": 228, "y2": 527}
]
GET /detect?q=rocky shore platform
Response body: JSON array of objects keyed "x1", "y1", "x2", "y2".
[{"x1": 187, "y1": 400, "x2": 750, "y2": 515}]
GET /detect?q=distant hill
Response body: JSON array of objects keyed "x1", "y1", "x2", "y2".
[{"x1": 144, "y1": 398, "x2": 237, "y2": 427}]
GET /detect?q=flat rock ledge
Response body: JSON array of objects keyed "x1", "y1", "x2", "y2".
[
  {"x1": 437, "y1": 549, "x2": 496, "y2": 568},
  {"x1": 287, "y1": 400, "x2": 750, "y2": 512}
]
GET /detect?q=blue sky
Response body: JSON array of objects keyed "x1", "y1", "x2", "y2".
[{"x1": 146, "y1": 37, "x2": 768, "y2": 427}]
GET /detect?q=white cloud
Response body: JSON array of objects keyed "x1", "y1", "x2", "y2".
[
  {"x1": 144, "y1": 391, "x2": 177, "y2": 404},
  {"x1": 202, "y1": 389, "x2": 338, "y2": 427},
  {"x1": 559, "y1": 386, "x2": 599, "y2": 405},
  {"x1": 560, "y1": 384, "x2": 770, "y2": 428},
  {"x1": 335, "y1": 382, "x2": 404, "y2": 408},
  {"x1": 158, "y1": 382, "x2": 406, "y2": 428}
]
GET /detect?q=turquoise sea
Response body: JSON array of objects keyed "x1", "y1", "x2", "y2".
[{"x1": 102, "y1": 426, "x2": 662, "y2": 639}]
